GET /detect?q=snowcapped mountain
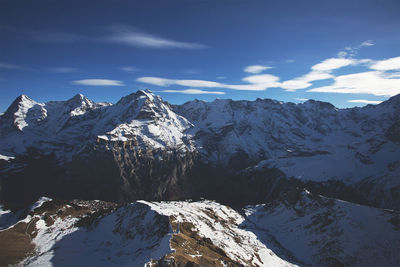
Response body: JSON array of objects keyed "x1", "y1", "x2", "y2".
[
  {"x1": 1, "y1": 91, "x2": 400, "y2": 266},
  {"x1": 175, "y1": 94, "x2": 400, "y2": 209},
  {"x1": 1, "y1": 193, "x2": 398, "y2": 266},
  {"x1": 0, "y1": 90, "x2": 399, "y2": 210},
  {"x1": 0, "y1": 90, "x2": 193, "y2": 158}
]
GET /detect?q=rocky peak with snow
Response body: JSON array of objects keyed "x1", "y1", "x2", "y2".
[
  {"x1": 64, "y1": 93, "x2": 97, "y2": 116},
  {"x1": 0, "y1": 90, "x2": 400, "y2": 211},
  {"x1": 0, "y1": 90, "x2": 193, "y2": 156},
  {"x1": 1, "y1": 94, "x2": 42, "y2": 132}
]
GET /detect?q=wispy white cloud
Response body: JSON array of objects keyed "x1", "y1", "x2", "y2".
[
  {"x1": 137, "y1": 74, "x2": 280, "y2": 91},
  {"x1": 294, "y1": 98, "x2": 309, "y2": 101},
  {"x1": 280, "y1": 57, "x2": 360, "y2": 91},
  {"x1": 285, "y1": 59, "x2": 295, "y2": 63},
  {"x1": 337, "y1": 40, "x2": 375, "y2": 58},
  {"x1": 370, "y1": 56, "x2": 400, "y2": 71},
  {"x1": 181, "y1": 69, "x2": 200, "y2": 74},
  {"x1": 138, "y1": 43, "x2": 399, "y2": 98},
  {"x1": 280, "y1": 71, "x2": 334, "y2": 91},
  {"x1": 360, "y1": 40, "x2": 374, "y2": 47},
  {"x1": 337, "y1": 51, "x2": 348, "y2": 58},
  {"x1": 244, "y1": 65, "x2": 272, "y2": 74},
  {"x1": 48, "y1": 67, "x2": 77, "y2": 73},
  {"x1": 0, "y1": 62, "x2": 22, "y2": 69},
  {"x1": 348, "y1": 99, "x2": 382, "y2": 104},
  {"x1": 72, "y1": 79, "x2": 125, "y2": 86},
  {"x1": 240, "y1": 74, "x2": 280, "y2": 89},
  {"x1": 311, "y1": 58, "x2": 356, "y2": 72},
  {"x1": 4, "y1": 24, "x2": 207, "y2": 49},
  {"x1": 137, "y1": 77, "x2": 220, "y2": 87},
  {"x1": 120, "y1": 66, "x2": 139, "y2": 73},
  {"x1": 162, "y1": 89, "x2": 225, "y2": 95},
  {"x1": 308, "y1": 71, "x2": 400, "y2": 97},
  {"x1": 105, "y1": 25, "x2": 207, "y2": 49}
]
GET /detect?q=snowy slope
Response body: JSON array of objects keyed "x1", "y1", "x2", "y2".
[
  {"x1": 1, "y1": 196, "x2": 399, "y2": 266},
  {"x1": 243, "y1": 190, "x2": 400, "y2": 266},
  {"x1": 143, "y1": 200, "x2": 294, "y2": 266},
  {"x1": 23, "y1": 202, "x2": 173, "y2": 266},
  {"x1": 0, "y1": 198, "x2": 292, "y2": 267},
  {"x1": 175, "y1": 94, "x2": 400, "y2": 205},
  {"x1": 176, "y1": 95, "x2": 399, "y2": 171}
]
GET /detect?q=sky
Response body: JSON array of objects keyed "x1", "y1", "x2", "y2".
[{"x1": 1, "y1": 0, "x2": 400, "y2": 111}]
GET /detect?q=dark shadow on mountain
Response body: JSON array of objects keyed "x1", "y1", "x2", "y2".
[{"x1": 0, "y1": 145, "x2": 391, "y2": 213}]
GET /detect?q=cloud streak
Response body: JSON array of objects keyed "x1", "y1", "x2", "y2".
[
  {"x1": 280, "y1": 57, "x2": 373, "y2": 91},
  {"x1": 311, "y1": 58, "x2": 356, "y2": 72},
  {"x1": 244, "y1": 65, "x2": 272, "y2": 74},
  {"x1": 48, "y1": 67, "x2": 78, "y2": 73},
  {"x1": 294, "y1": 98, "x2": 309, "y2": 102},
  {"x1": 72, "y1": 79, "x2": 124, "y2": 86},
  {"x1": 137, "y1": 51, "x2": 400, "y2": 98},
  {"x1": 279, "y1": 58, "x2": 355, "y2": 91},
  {"x1": 3, "y1": 25, "x2": 207, "y2": 49},
  {"x1": 137, "y1": 74, "x2": 280, "y2": 91},
  {"x1": 0, "y1": 62, "x2": 22, "y2": 70},
  {"x1": 338, "y1": 40, "x2": 375, "y2": 58},
  {"x1": 348, "y1": 99, "x2": 382, "y2": 104},
  {"x1": 105, "y1": 25, "x2": 206, "y2": 49},
  {"x1": 280, "y1": 71, "x2": 334, "y2": 91},
  {"x1": 162, "y1": 89, "x2": 225, "y2": 95},
  {"x1": 307, "y1": 71, "x2": 400, "y2": 97},
  {"x1": 120, "y1": 66, "x2": 139, "y2": 73},
  {"x1": 370, "y1": 56, "x2": 400, "y2": 71}
]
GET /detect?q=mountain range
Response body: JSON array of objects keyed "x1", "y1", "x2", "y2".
[{"x1": 0, "y1": 90, "x2": 399, "y2": 266}]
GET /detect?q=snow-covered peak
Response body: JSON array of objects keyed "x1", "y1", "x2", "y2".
[
  {"x1": 4, "y1": 94, "x2": 37, "y2": 116},
  {"x1": 100, "y1": 90, "x2": 193, "y2": 149},
  {"x1": 1, "y1": 90, "x2": 399, "y2": 166},
  {"x1": 0, "y1": 90, "x2": 195, "y2": 157},
  {"x1": 64, "y1": 94, "x2": 96, "y2": 116},
  {"x1": 116, "y1": 89, "x2": 157, "y2": 106},
  {"x1": 66, "y1": 93, "x2": 88, "y2": 105},
  {"x1": 1, "y1": 94, "x2": 42, "y2": 131},
  {"x1": 302, "y1": 98, "x2": 337, "y2": 111}
]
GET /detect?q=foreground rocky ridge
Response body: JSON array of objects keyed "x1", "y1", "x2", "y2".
[
  {"x1": 0, "y1": 192, "x2": 399, "y2": 267},
  {"x1": 0, "y1": 90, "x2": 399, "y2": 210}
]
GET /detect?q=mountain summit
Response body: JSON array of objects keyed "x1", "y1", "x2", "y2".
[{"x1": 0, "y1": 90, "x2": 399, "y2": 210}]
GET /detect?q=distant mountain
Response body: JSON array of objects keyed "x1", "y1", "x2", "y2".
[{"x1": 0, "y1": 90, "x2": 399, "y2": 210}]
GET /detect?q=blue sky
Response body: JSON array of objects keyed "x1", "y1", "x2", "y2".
[{"x1": 1, "y1": 0, "x2": 400, "y2": 111}]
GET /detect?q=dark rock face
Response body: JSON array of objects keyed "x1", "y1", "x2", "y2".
[
  {"x1": 1, "y1": 141, "x2": 385, "y2": 212},
  {"x1": 386, "y1": 121, "x2": 400, "y2": 143}
]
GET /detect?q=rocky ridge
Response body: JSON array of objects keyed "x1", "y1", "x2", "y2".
[{"x1": 1, "y1": 192, "x2": 399, "y2": 266}]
